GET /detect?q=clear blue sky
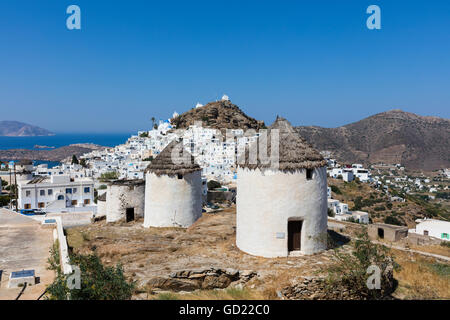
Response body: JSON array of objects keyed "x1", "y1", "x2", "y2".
[{"x1": 0, "y1": 0, "x2": 449, "y2": 133}]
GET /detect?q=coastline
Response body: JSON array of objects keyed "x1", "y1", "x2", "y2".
[
  {"x1": 0, "y1": 144, "x2": 107, "y2": 162},
  {"x1": 0, "y1": 132, "x2": 132, "y2": 151}
]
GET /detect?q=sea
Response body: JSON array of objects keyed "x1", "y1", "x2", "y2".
[{"x1": 0, "y1": 133, "x2": 133, "y2": 167}]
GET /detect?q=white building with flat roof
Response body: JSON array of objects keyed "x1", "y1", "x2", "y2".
[
  {"x1": 17, "y1": 175, "x2": 95, "y2": 213},
  {"x1": 409, "y1": 219, "x2": 450, "y2": 241}
]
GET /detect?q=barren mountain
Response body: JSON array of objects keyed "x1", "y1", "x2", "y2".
[
  {"x1": 0, "y1": 121, "x2": 53, "y2": 136},
  {"x1": 295, "y1": 110, "x2": 450, "y2": 171},
  {"x1": 171, "y1": 100, "x2": 265, "y2": 131}
]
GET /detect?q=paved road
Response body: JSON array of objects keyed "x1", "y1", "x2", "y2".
[{"x1": 0, "y1": 209, "x2": 55, "y2": 300}]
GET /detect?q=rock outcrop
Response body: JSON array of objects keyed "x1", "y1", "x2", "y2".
[
  {"x1": 146, "y1": 268, "x2": 257, "y2": 292},
  {"x1": 279, "y1": 271, "x2": 395, "y2": 300},
  {"x1": 171, "y1": 100, "x2": 265, "y2": 131}
]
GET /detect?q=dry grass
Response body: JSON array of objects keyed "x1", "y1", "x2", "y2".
[
  {"x1": 406, "y1": 244, "x2": 450, "y2": 257},
  {"x1": 393, "y1": 250, "x2": 450, "y2": 299},
  {"x1": 65, "y1": 205, "x2": 448, "y2": 300},
  {"x1": 150, "y1": 287, "x2": 265, "y2": 300}
]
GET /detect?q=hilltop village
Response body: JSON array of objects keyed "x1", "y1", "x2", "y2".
[{"x1": 0, "y1": 97, "x2": 449, "y2": 300}]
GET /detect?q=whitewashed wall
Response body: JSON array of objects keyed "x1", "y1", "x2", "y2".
[
  {"x1": 96, "y1": 199, "x2": 107, "y2": 218},
  {"x1": 106, "y1": 183, "x2": 145, "y2": 222},
  {"x1": 144, "y1": 170, "x2": 202, "y2": 228},
  {"x1": 236, "y1": 166, "x2": 328, "y2": 257}
]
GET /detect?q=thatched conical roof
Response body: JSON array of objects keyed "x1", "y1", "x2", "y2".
[
  {"x1": 238, "y1": 116, "x2": 327, "y2": 172},
  {"x1": 145, "y1": 140, "x2": 201, "y2": 176}
]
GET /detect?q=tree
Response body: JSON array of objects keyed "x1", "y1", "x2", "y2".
[
  {"x1": 46, "y1": 248, "x2": 135, "y2": 300},
  {"x1": 151, "y1": 117, "x2": 156, "y2": 130},
  {"x1": 207, "y1": 180, "x2": 221, "y2": 190},
  {"x1": 384, "y1": 215, "x2": 404, "y2": 226},
  {"x1": 0, "y1": 195, "x2": 11, "y2": 207},
  {"x1": 71, "y1": 155, "x2": 79, "y2": 165},
  {"x1": 327, "y1": 208, "x2": 335, "y2": 217},
  {"x1": 99, "y1": 171, "x2": 119, "y2": 181},
  {"x1": 79, "y1": 158, "x2": 87, "y2": 168},
  {"x1": 1, "y1": 178, "x2": 8, "y2": 188},
  {"x1": 6, "y1": 184, "x2": 17, "y2": 194}
]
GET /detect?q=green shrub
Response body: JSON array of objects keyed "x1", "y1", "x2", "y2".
[
  {"x1": 436, "y1": 192, "x2": 449, "y2": 200},
  {"x1": 0, "y1": 195, "x2": 11, "y2": 207},
  {"x1": 323, "y1": 229, "x2": 399, "y2": 299},
  {"x1": 207, "y1": 180, "x2": 221, "y2": 190},
  {"x1": 46, "y1": 251, "x2": 135, "y2": 300},
  {"x1": 327, "y1": 208, "x2": 335, "y2": 217},
  {"x1": 351, "y1": 196, "x2": 363, "y2": 211},
  {"x1": 1, "y1": 179, "x2": 8, "y2": 187},
  {"x1": 440, "y1": 241, "x2": 450, "y2": 248},
  {"x1": 330, "y1": 185, "x2": 342, "y2": 195},
  {"x1": 384, "y1": 215, "x2": 404, "y2": 226},
  {"x1": 100, "y1": 171, "x2": 119, "y2": 181},
  {"x1": 427, "y1": 262, "x2": 450, "y2": 277}
]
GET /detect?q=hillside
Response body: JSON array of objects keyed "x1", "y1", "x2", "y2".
[
  {"x1": 0, "y1": 121, "x2": 54, "y2": 136},
  {"x1": 0, "y1": 144, "x2": 105, "y2": 162},
  {"x1": 327, "y1": 178, "x2": 449, "y2": 227},
  {"x1": 171, "y1": 100, "x2": 265, "y2": 131},
  {"x1": 296, "y1": 110, "x2": 450, "y2": 171}
]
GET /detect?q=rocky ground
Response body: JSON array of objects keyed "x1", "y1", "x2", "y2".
[
  {"x1": 66, "y1": 206, "x2": 348, "y2": 299},
  {"x1": 66, "y1": 205, "x2": 449, "y2": 300},
  {"x1": 171, "y1": 100, "x2": 265, "y2": 131}
]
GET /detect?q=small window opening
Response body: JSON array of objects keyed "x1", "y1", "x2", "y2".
[
  {"x1": 177, "y1": 174, "x2": 183, "y2": 179},
  {"x1": 306, "y1": 169, "x2": 313, "y2": 180}
]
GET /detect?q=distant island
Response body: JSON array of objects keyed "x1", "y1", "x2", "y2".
[
  {"x1": 0, "y1": 144, "x2": 106, "y2": 162},
  {"x1": 0, "y1": 120, "x2": 54, "y2": 136}
]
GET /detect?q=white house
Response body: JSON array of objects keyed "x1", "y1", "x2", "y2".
[
  {"x1": 327, "y1": 199, "x2": 348, "y2": 215},
  {"x1": 350, "y1": 211, "x2": 370, "y2": 224},
  {"x1": 17, "y1": 175, "x2": 95, "y2": 213},
  {"x1": 352, "y1": 167, "x2": 370, "y2": 182},
  {"x1": 409, "y1": 219, "x2": 450, "y2": 241},
  {"x1": 327, "y1": 168, "x2": 354, "y2": 182},
  {"x1": 334, "y1": 211, "x2": 369, "y2": 224}
]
